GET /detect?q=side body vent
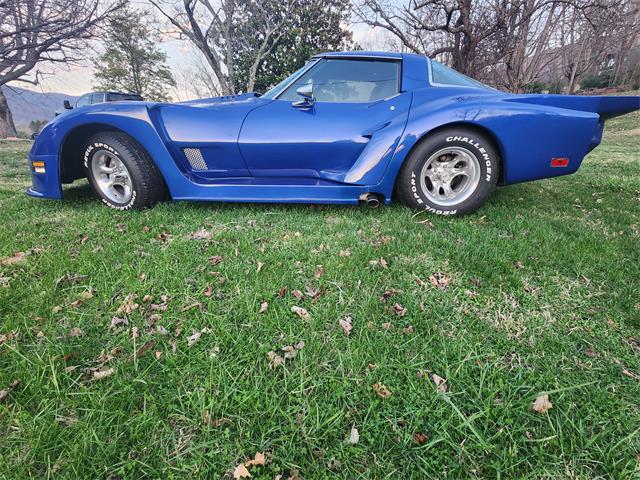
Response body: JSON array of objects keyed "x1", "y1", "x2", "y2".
[{"x1": 183, "y1": 148, "x2": 208, "y2": 171}]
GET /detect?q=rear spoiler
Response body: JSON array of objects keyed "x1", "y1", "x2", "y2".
[{"x1": 505, "y1": 94, "x2": 640, "y2": 120}]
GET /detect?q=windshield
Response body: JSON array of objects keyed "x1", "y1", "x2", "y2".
[
  {"x1": 429, "y1": 60, "x2": 490, "y2": 89},
  {"x1": 261, "y1": 60, "x2": 318, "y2": 99}
]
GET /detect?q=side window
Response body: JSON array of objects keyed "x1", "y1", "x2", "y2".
[
  {"x1": 429, "y1": 60, "x2": 489, "y2": 89},
  {"x1": 279, "y1": 59, "x2": 400, "y2": 103},
  {"x1": 91, "y1": 93, "x2": 104, "y2": 104},
  {"x1": 76, "y1": 94, "x2": 91, "y2": 108}
]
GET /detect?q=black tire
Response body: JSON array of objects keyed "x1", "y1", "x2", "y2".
[
  {"x1": 395, "y1": 128, "x2": 500, "y2": 216},
  {"x1": 83, "y1": 132, "x2": 167, "y2": 210}
]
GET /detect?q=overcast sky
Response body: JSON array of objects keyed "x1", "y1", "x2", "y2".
[{"x1": 13, "y1": 23, "x2": 386, "y2": 99}]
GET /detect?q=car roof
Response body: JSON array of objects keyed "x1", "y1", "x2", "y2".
[{"x1": 313, "y1": 51, "x2": 426, "y2": 61}]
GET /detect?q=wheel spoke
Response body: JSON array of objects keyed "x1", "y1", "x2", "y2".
[
  {"x1": 418, "y1": 146, "x2": 481, "y2": 207},
  {"x1": 451, "y1": 166, "x2": 470, "y2": 177},
  {"x1": 91, "y1": 149, "x2": 133, "y2": 204},
  {"x1": 441, "y1": 181, "x2": 454, "y2": 197}
]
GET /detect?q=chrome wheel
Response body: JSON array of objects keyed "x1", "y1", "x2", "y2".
[
  {"x1": 90, "y1": 149, "x2": 133, "y2": 204},
  {"x1": 419, "y1": 146, "x2": 481, "y2": 207}
]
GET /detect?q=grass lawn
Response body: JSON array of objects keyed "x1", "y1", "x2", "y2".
[{"x1": 1, "y1": 111, "x2": 639, "y2": 479}]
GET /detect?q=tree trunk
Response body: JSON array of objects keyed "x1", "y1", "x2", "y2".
[{"x1": 0, "y1": 88, "x2": 18, "y2": 138}]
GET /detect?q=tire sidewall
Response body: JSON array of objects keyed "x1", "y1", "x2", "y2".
[
  {"x1": 83, "y1": 138, "x2": 139, "y2": 210},
  {"x1": 405, "y1": 131, "x2": 498, "y2": 216}
]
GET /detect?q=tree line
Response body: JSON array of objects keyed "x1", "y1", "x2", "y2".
[
  {"x1": 353, "y1": 0, "x2": 640, "y2": 93},
  {"x1": 1, "y1": 0, "x2": 638, "y2": 137}
]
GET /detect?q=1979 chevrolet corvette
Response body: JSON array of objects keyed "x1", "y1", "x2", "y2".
[{"x1": 27, "y1": 51, "x2": 640, "y2": 215}]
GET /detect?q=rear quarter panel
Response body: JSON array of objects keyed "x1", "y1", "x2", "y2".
[{"x1": 382, "y1": 87, "x2": 602, "y2": 191}]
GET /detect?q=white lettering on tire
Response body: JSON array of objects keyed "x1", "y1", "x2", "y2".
[
  {"x1": 445, "y1": 135, "x2": 493, "y2": 182},
  {"x1": 84, "y1": 142, "x2": 136, "y2": 210}
]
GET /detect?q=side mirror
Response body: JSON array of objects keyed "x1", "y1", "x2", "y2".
[
  {"x1": 63, "y1": 100, "x2": 72, "y2": 110},
  {"x1": 292, "y1": 84, "x2": 314, "y2": 109}
]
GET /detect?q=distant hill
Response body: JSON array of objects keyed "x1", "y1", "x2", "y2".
[{"x1": 2, "y1": 85, "x2": 77, "y2": 133}]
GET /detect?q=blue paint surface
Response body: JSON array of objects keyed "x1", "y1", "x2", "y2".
[{"x1": 27, "y1": 52, "x2": 640, "y2": 205}]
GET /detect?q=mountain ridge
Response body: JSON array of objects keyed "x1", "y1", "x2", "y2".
[{"x1": 2, "y1": 85, "x2": 77, "y2": 132}]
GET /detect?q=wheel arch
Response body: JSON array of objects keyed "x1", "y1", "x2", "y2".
[
  {"x1": 59, "y1": 123, "x2": 119, "y2": 183},
  {"x1": 59, "y1": 123, "x2": 170, "y2": 197},
  {"x1": 402, "y1": 121, "x2": 505, "y2": 185}
]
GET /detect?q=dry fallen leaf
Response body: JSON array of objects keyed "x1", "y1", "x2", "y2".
[
  {"x1": 267, "y1": 351, "x2": 284, "y2": 369},
  {"x1": 117, "y1": 293, "x2": 139, "y2": 315},
  {"x1": 431, "y1": 373, "x2": 448, "y2": 393},
  {"x1": 203, "y1": 285, "x2": 214, "y2": 297},
  {"x1": 282, "y1": 345, "x2": 298, "y2": 359},
  {"x1": 245, "y1": 452, "x2": 266, "y2": 467},
  {"x1": 339, "y1": 249, "x2": 351, "y2": 257},
  {"x1": 291, "y1": 305, "x2": 310, "y2": 320},
  {"x1": 80, "y1": 289, "x2": 94, "y2": 300},
  {"x1": 413, "y1": 432, "x2": 428, "y2": 445},
  {"x1": 131, "y1": 326, "x2": 140, "y2": 339},
  {"x1": 339, "y1": 315, "x2": 353, "y2": 336},
  {"x1": 187, "y1": 328, "x2": 210, "y2": 347},
  {"x1": 154, "y1": 350, "x2": 162, "y2": 360},
  {"x1": 429, "y1": 273, "x2": 451, "y2": 290},
  {"x1": 150, "y1": 295, "x2": 169, "y2": 311},
  {"x1": 0, "y1": 252, "x2": 26, "y2": 266},
  {"x1": 208, "y1": 255, "x2": 223, "y2": 265},
  {"x1": 133, "y1": 340, "x2": 155, "y2": 359},
  {"x1": 256, "y1": 261, "x2": 264, "y2": 273},
  {"x1": 55, "y1": 273, "x2": 88, "y2": 287},
  {"x1": 233, "y1": 463, "x2": 251, "y2": 479},
  {"x1": 314, "y1": 265, "x2": 325, "y2": 279},
  {"x1": 187, "y1": 228, "x2": 212, "y2": 240},
  {"x1": 93, "y1": 368, "x2": 114, "y2": 380},
  {"x1": 292, "y1": 289, "x2": 304, "y2": 300},
  {"x1": 393, "y1": 303, "x2": 407, "y2": 317},
  {"x1": 67, "y1": 327, "x2": 85, "y2": 338},
  {"x1": 380, "y1": 288, "x2": 400, "y2": 302},
  {"x1": 0, "y1": 380, "x2": 20, "y2": 403},
  {"x1": 258, "y1": 301, "x2": 268, "y2": 314},
  {"x1": 181, "y1": 301, "x2": 205, "y2": 313},
  {"x1": 55, "y1": 414, "x2": 78, "y2": 427},
  {"x1": 347, "y1": 426, "x2": 359, "y2": 444},
  {"x1": 532, "y1": 393, "x2": 553, "y2": 413},
  {"x1": 373, "y1": 382, "x2": 392, "y2": 399},
  {"x1": 111, "y1": 317, "x2": 129, "y2": 329},
  {"x1": 380, "y1": 257, "x2": 388, "y2": 269},
  {"x1": 142, "y1": 294, "x2": 154, "y2": 303},
  {"x1": 156, "y1": 325, "x2": 169, "y2": 335}
]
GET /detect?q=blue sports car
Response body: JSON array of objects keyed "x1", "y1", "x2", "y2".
[{"x1": 27, "y1": 51, "x2": 639, "y2": 216}]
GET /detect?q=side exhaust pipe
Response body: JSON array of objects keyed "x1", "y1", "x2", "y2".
[{"x1": 360, "y1": 193, "x2": 381, "y2": 208}]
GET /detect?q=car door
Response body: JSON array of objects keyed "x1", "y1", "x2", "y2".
[{"x1": 238, "y1": 58, "x2": 411, "y2": 185}]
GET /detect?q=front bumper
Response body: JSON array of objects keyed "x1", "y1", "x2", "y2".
[{"x1": 26, "y1": 153, "x2": 63, "y2": 199}]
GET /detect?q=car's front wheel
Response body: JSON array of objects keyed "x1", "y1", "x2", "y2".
[
  {"x1": 395, "y1": 128, "x2": 499, "y2": 216},
  {"x1": 83, "y1": 132, "x2": 167, "y2": 210}
]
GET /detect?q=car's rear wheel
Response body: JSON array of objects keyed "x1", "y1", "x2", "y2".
[
  {"x1": 395, "y1": 128, "x2": 499, "y2": 216},
  {"x1": 83, "y1": 132, "x2": 167, "y2": 210}
]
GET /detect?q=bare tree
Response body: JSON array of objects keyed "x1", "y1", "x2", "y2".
[
  {"x1": 354, "y1": 0, "x2": 640, "y2": 92},
  {"x1": 558, "y1": 0, "x2": 640, "y2": 92},
  {"x1": 352, "y1": 0, "x2": 509, "y2": 77},
  {"x1": 0, "y1": 0, "x2": 123, "y2": 137},
  {"x1": 149, "y1": 0, "x2": 291, "y2": 95}
]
